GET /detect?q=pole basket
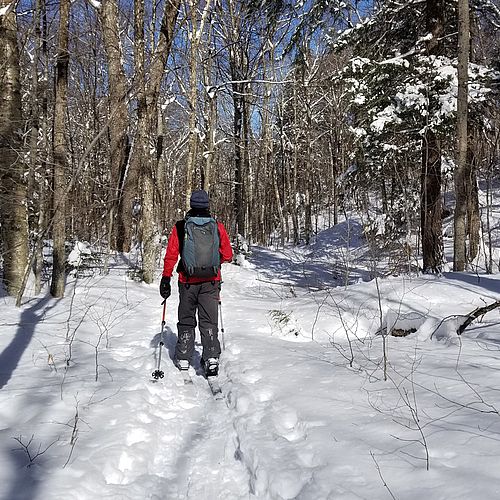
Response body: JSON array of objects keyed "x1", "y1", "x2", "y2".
[{"x1": 152, "y1": 369, "x2": 164, "y2": 380}]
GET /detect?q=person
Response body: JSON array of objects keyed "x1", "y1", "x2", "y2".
[{"x1": 159, "y1": 190, "x2": 233, "y2": 377}]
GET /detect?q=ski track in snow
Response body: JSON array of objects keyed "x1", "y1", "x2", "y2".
[
  {"x1": 94, "y1": 312, "x2": 318, "y2": 500},
  {"x1": 78, "y1": 321, "x2": 251, "y2": 500},
  {"x1": 3, "y1": 256, "x2": 500, "y2": 499}
]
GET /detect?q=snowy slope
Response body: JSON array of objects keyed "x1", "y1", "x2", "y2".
[{"x1": 1, "y1": 245, "x2": 500, "y2": 499}]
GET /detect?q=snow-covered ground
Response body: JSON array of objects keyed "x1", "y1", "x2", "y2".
[{"x1": 2, "y1": 230, "x2": 500, "y2": 499}]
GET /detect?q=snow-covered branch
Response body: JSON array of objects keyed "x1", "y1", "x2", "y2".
[
  {"x1": 472, "y1": 0, "x2": 500, "y2": 29},
  {"x1": 0, "y1": 1, "x2": 16, "y2": 17},
  {"x1": 457, "y1": 300, "x2": 500, "y2": 335},
  {"x1": 87, "y1": 0, "x2": 101, "y2": 10}
]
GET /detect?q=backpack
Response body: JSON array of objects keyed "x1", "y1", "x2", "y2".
[{"x1": 181, "y1": 216, "x2": 220, "y2": 278}]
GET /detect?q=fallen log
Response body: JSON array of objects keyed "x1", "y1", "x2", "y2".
[{"x1": 457, "y1": 300, "x2": 500, "y2": 335}]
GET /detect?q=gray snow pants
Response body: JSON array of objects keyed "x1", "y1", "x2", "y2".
[{"x1": 176, "y1": 281, "x2": 221, "y2": 362}]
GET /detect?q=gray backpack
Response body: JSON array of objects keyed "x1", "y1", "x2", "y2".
[{"x1": 181, "y1": 216, "x2": 220, "y2": 278}]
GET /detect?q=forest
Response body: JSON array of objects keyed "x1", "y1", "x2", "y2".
[
  {"x1": 2, "y1": 2, "x2": 500, "y2": 497},
  {"x1": 1, "y1": 0, "x2": 499, "y2": 301}
]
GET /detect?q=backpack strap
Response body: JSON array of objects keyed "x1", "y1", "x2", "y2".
[{"x1": 175, "y1": 219, "x2": 186, "y2": 275}]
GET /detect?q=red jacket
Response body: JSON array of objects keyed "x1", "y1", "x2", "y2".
[{"x1": 162, "y1": 219, "x2": 233, "y2": 283}]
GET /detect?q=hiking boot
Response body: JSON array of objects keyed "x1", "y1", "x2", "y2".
[
  {"x1": 201, "y1": 357, "x2": 219, "y2": 377},
  {"x1": 175, "y1": 358, "x2": 189, "y2": 371}
]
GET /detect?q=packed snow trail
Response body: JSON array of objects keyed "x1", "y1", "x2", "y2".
[
  {"x1": 66, "y1": 297, "x2": 252, "y2": 500},
  {"x1": 0, "y1": 272, "x2": 251, "y2": 500},
  {"x1": 2, "y1": 248, "x2": 500, "y2": 499}
]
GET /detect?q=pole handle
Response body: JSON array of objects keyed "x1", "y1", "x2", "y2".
[{"x1": 161, "y1": 299, "x2": 167, "y2": 323}]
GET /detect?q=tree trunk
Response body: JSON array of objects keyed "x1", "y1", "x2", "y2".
[
  {"x1": 421, "y1": 130, "x2": 443, "y2": 273},
  {"x1": 128, "y1": 0, "x2": 181, "y2": 282},
  {"x1": 290, "y1": 84, "x2": 299, "y2": 244},
  {"x1": 203, "y1": 52, "x2": 216, "y2": 194},
  {"x1": 185, "y1": 56, "x2": 199, "y2": 210},
  {"x1": 263, "y1": 48, "x2": 285, "y2": 246},
  {"x1": 185, "y1": 32, "x2": 199, "y2": 208},
  {"x1": 453, "y1": 0, "x2": 470, "y2": 271},
  {"x1": 466, "y1": 146, "x2": 480, "y2": 263},
  {"x1": 0, "y1": 1, "x2": 29, "y2": 297},
  {"x1": 277, "y1": 97, "x2": 290, "y2": 242},
  {"x1": 204, "y1": 89, "x2": 216, "y2": 194},
  {"x1": 184, "y1": 0, "x2": 212, "y2": 207},
  {"x1": 141, "y1": 163, "x2": 156, "y2": 283},
  {"x1": 27, "y1": 0, "x2": 42, "y2": 231},
  {"x1": 243, "y1": 94, "x2": 251, "y2": 239},
  {"x1": 421, "y1": 0, "x2": 445, "y2": 274},
  {"x1": 34, "y1": 0, "x2": 49, "y2": 295},
  {"x1": 50, "y1": 0, "x2": 70, "y2": 298},
  {"x1": 328, "y1": 135, "x2": 339, "y2": 227},
  {"x1": 485, "y1": 170, "x2": 493, "y2": 273},
  {"x1": 232, "y1": 85, "x2": 246, "y2": 238},
  {"x1": 303, "y1": 74, "x2": 313, "y2": 245},
  {"x1": 116, "y1": 0, "x2": 145, "y2": 253},
  {"x1": 99, "y1": 0, "x2": 130, "y2": 251}
]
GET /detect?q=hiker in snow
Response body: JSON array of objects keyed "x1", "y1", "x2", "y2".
[{"x1": 159, "y1": 190, "x2": 233, "y2": 377}]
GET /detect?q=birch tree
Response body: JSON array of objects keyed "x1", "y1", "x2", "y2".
[{"x1": 0, "y1": 0, "x2": 29, "y2": 296}]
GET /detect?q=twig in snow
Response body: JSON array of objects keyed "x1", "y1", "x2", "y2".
[
  {"x1": 12, "y1": 434, "x2": 59, "y2": 467},
  {"x1": 370, "y1": 451, "x2": 398, "y2": 500}
]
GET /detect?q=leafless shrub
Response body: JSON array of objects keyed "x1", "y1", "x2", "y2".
[{"x1": 12, "y1": 434, "x2": 59, "y2": 468}]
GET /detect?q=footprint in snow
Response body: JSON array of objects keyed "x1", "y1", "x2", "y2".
[
  {"x1": 102, "y1": 457, "x2": 130, "y2": 485},
  {"x1": 137, "y1": 412, "x2": 152, "y2": 424},
  {"x1": 227, "y1": 344, "x2": 241, "y2": 355},
  {"x1": 161, "y1": 411, "x2": 178, "y2": 420},
  {"x1": 297, "y1": 449, "x2": 321, "y2": 468},
  {"x1": 126, "y1": 427, "x2": 150, "y2": 446},
  {"x1": 118, "y1": 450, "x2": 134, "y2": 474},
  {"x1": 177, "y1": 400, "x2": 197, "y2": 410},
  {"x1": 268, "y1": 468, "x2": 312, "y2": 500},
  {"x1": 254, "y1": 386, "x2": 273, "y2": 402},
  {"x1": 242, "y1": 370, "x2": 262, "y2": 384},
  {"x1": 272, "y1": 405, "x2": 307, "y2": 442}
]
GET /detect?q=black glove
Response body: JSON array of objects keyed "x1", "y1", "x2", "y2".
[{"x1": 160, "y1": 276, "x2": 171, "y2": 299}]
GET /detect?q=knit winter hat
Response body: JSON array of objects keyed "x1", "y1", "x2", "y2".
[{"x1": 189, "y1": 190, "x2": 210, "y2": 209}]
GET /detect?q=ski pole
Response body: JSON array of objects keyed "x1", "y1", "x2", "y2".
[
  {"x1": 152, "y1": 300, "x2": 167, "y2": 380},
  {"x1": 218, "y1": 284, "x2": 225, "y2": 351}
]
